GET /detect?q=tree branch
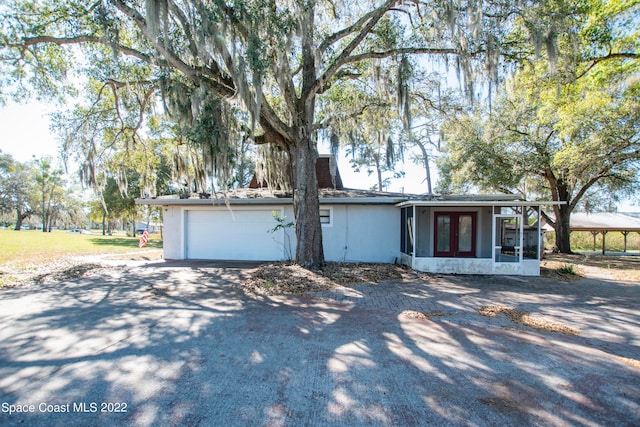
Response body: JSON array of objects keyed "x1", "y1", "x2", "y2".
[
  {"x1": 318, "y1": 0, "x2": 395, "y2": 54},
  {"x1": 576, "y1": 52, "x2": 640, "y2": 80},
  {"x1": 21, "y1": 35, "x2": 153, "y2": 63},
  {"x1": 329, "y1": 47, "x2": 456, "y2": 78},
  {"x1": 110, "y1": 0, "x2": 201, "y2": 84},
  {"x1": 313, "y1": 0, "x2": 397, "y2": 97}
]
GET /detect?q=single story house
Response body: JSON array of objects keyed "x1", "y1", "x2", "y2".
[{"x1": 137, "y1": 157, "x2": 558, "y2": 276}]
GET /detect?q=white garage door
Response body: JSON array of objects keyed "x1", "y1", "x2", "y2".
[{"x1": 185, "y1": 209, "x2": 284, "y2": 260}]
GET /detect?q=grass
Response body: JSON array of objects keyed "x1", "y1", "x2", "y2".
[
  {"x1": 0, "y1": 229, "x2": 162, "y2": 266},
  {"x1": 557, "y1": 264, "x2": 576, "y2": 275}
]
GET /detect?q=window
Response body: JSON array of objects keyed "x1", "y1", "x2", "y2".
[
  {"x1": 434, "y1": 212, "x2": 476, "y2": 257},
  {"x1": 320, "y1": 208, "x2": 332, "y2": 226}
]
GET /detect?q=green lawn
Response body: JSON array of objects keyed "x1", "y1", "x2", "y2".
[{"x1": 0, "y1": 230, "x2": 162, "y2": 266}]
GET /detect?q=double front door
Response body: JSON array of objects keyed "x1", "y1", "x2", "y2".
[{"x1": 434, "y1": 212, "x2": 476, "y2": 257}]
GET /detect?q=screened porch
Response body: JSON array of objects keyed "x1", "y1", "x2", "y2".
[{"x1": 397, "y1": 198, "x2": 556, "y2": 276}]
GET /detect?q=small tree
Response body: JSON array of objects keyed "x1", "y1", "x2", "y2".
[
  {"x1": 0, "y1": 153, "x2": 36, "y2": 230},
  {"x1": 33, "y1": 157, "x2": 65, "y2": 232}
]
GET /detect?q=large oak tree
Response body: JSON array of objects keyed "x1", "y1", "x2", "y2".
[
  {"x1": 439, "y1": 59, "x2": 639, "y2": 253},
  {"x1": 1, "y1": 0, "x2": 521, "y2": 265}
]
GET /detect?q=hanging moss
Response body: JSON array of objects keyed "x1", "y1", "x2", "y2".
[{"x1": 255, "y1": 145, "x2": 291, "y2": 192}]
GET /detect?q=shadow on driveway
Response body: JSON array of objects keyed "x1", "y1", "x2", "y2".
[{"x1": 0, "y1": 261, "x2": 638, "y2": 426}]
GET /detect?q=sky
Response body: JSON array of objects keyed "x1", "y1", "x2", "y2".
[
  {"x1": 0, "y1": 99, "x2": 434, "y2": 195},
  {"x1": 0, "y1": 100, "x2": 60, "y2": 162}
]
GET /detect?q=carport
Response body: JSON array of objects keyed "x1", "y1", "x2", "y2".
[{"x1": 567, "y1": 212, "x2": 640, "y2": 254}]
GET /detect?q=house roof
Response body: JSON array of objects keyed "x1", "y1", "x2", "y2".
[
  {"x1": 136, "y1": 187, "x2": 409, "y2": 206},
  {"x1": 137, "y1": 189, "x2": 564, "y2": 208}
]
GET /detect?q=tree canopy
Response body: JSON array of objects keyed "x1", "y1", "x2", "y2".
[
  {"x1": 3, "y1": 0, "x2": 636, "y2": 261},
  {"x1": 1, "y1": 0, "x2": 505, "y2": 265},
  {"x1": 438, "y1": 8, "x2": 640, "y2": 253}
]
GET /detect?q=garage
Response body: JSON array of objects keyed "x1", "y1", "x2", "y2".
[{"x1": 185, "y1": 209, "x2": 285, "y2": 260}]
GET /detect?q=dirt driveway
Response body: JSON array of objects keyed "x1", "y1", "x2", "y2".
[{"x1": 0, "y1": 261, "x2": 638, "y2": 426}]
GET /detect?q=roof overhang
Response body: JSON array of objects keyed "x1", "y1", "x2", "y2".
[
  {"x1": 136, "y1": 196, "x2": 406, "y2": 206},
  {"x1": 395, "y1": 200, "x2": 566, "y2": 208}
]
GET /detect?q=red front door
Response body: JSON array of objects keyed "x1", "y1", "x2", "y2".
[{"x1": 434, "y1": 212, "x2": 477, "y2": 257}]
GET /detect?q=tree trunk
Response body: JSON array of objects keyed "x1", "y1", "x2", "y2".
[
  {"x1": 545, "y1": 169, "x2": 573, "y2": 254},
  {"x1": 554, "y1": 204, "x2": 573, "y2": 254},
  {"x1": 102, "y1": 212, "x2": 106, "y2": 236},
  {"x1": 416, "y1": 141, "x2": 433, "y2": 194},
  {"x1": 14, "y1": 208, "x2": 30, "y2": 230},
  {"x1": 290, "y1": 137, "x2": 324, "y2": 267}
]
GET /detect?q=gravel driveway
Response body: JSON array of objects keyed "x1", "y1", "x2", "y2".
[{"x1": 0, "y1": 260, "x2": 638, "y2": 426}]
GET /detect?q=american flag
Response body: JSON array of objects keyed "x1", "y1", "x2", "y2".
[{"x1": 138, "y1": 229, "x2": 149, "y2": 248}]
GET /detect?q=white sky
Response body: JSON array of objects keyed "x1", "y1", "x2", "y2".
[{"x1": 0, "y1": 100, "x2": 60, "y2": 162}]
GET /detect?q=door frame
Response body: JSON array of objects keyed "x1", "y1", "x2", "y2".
[
  {"x1": 493, "y1": 213, "x2": 524, "y2": 266},
  {"x1": 433, "y1": 211, "x2": 477, "y2": 257}
]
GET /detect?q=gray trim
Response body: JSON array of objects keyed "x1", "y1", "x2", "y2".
[{"x1": 395, "y1": 200, "x2": 565, "y2": 208}]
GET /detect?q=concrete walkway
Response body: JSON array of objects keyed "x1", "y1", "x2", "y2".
[{"x1": 0, "y1": 261, "x2": 638, "y2": 426}]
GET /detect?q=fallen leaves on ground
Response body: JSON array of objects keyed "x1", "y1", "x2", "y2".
[
  {"x1": 614, "y1": 355, "x2": 640, "y2": 369},
  {"x1": 35, "y1": 263, "x2": 103, "y2": 284},
  {"x1": 477, "y1": 305, "x2": 580, "y2": 335},
  {"x1": 400, "y1": 310, "x2": 447, "y2": 320},
  {"x1": 540, "y1": 261, "x2": 583, "y2": 282},
  {"x1": 242, "y1": 262, "x2": 409, "y2": 296},
  {"x1": 477, "y1": 397, "x2": 521, "y2": 413},
  {"x1": 0, "y1": 260, "x2": 105, "y2": 288},
  {"x1": 543, "y1": 253, "x2": 640, "y2": 282}
]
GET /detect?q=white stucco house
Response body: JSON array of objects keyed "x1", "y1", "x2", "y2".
[{"x1": 136, "y1": 157, "x2": 559, "y2": 276}]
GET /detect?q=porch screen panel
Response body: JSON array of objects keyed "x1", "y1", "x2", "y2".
[
  {"x1": 495, "y1": 216, "x2": 520, "y2": 262},
  {"x1": 400, "y1": 208, "x2": 406, "y2": 254},
  {"x1": 458, "y1": 215, "x2": 473, "y2": 252},
  {"x1": 400, "y1": 207, "x2": 413, "y2": 255},
  {"x1": 436, "y1": 215, "x2": 451, "y2": 252},
  {"x1": 524, "y1": 206, "x2": 540, "y2": 259}
]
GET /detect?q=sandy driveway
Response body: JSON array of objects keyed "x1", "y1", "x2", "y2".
[{"x1": 0, "y1": 260, "x2": 638, "y2": 426}]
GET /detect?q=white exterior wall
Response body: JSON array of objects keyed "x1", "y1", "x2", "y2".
[
  {"x1": 412, "y1": 258, "x2": 494, "y2": 275},
  {"x1": 521, "y1": 260, "x2": 540, "y2": 276},
  {"x1": 160, "y1": 203, "x2": 400, "y2": 263},
  {"x1": 162, "y1": 206, "x2": 183, "y2": 260},
  {"x1": 407, "y1": 257, "x2": 539, "y2": 275},
  {"x1": 321, "y1": 205, "x2": 400, "y2": 263}
]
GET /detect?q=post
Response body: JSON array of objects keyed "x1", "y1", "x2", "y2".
[
  {"x1": 601, "y1": 230, "x2": 607, "y2": 255},
  {"x1": 621, "y1": 231, "x2": 630, "y2": 253},
  {"x1": 591, "y1": 231, "x2": 598, "y2": 252}
]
